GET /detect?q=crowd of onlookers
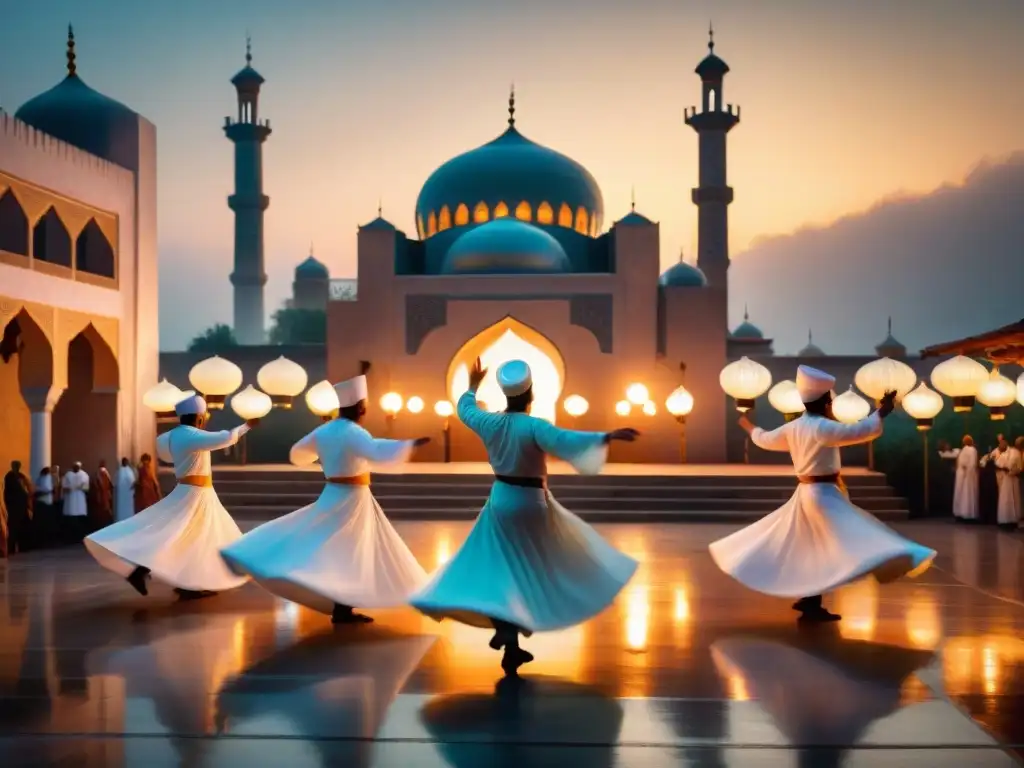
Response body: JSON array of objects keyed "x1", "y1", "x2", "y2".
[{"x1": 0, "y1": 455, "x2": 163, "y2": 557}]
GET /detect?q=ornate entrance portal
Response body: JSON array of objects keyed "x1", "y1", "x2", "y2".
[{"x1": 446, "y1": 318, "x2": 565, "y2": 423}]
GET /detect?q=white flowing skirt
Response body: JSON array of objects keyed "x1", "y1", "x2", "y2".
[
  {"x1": 410, "y1": 482, "x2": 638, "y2": 634},
  {"x1": 709, "y1": 483, "x2": 935, "y2": 598},
  {"x1": 219, "y1": 485, "x2": 428, "y2": 614},
  {"x1": 84, "y1": 484, "x2": 249, "y2": 592}
]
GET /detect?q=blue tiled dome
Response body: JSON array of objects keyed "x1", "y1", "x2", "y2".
[
  {"x1": 441, "y1": 219, "x2": 571, "y2": 275},
  {"x1": 659, "y1": 261, "x2": 707, "y2": 287},
  {"x1": 295, "y1": 255, "x2": 329, "y2": 279},
  {"x1": 732, "y1": 308, "x2": 764, "y2": 339}
]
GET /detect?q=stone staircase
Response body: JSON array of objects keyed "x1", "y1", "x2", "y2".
[{"x1": 184, "y1": 468, "x2": 911, "y2": 523}]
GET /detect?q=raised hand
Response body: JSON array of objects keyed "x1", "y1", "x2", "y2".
[
  {"x1": 737, "y1": 414, "x2": 755, "y2": 434},
  {"x1": 606, "y1": 427, "x2": 640, "y2": 443},
  {"x1": 413, "y1": 437, "x2": 432, "y2": 448},
  {"x1": 877, "y1": 390, "x2": 897, "y2": 419},
  {"x1": 469, "y1": 357, "x2": 488, "y2": 391}
]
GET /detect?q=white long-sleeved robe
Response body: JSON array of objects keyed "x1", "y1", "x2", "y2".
[
  {"x1": 114, "y1": 465, "x2": 137, "y2": 523},
  {"x1": 993, "y1": 447, "x2": 1023, "y2": 525},
  {"x1": 708, "y1": 412, "x2": 935, "y2": 597},
  {"x1": 938, "y1": 446, "x2": 980, "y2": 520},
  {"x1": 410, "y1": 391, "x2": 638, "y2": 634},
  {"x1": 220, "y1": 418, "x2": 427, "y2": 613},
  {"x1": 84, "y1": 424, "x2": 251, "y2": 592},
  {"x1": 61, "y1": 469, "x2": 90, "y2": 517}
]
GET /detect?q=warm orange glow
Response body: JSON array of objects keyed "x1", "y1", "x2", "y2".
[
  {"x1": 435, "y1": 531, "x2": 452, "y2": 567},
  {"x1": 515, "y1": 200, "x2": 532, "y2": 221},
  {"x1": 727, "y1": 674, "x2": 750, "y2": 701},
  {"x1": 557, "y1": 202, "x2": 572, "y2": 227},
  {"x1": 454, "y1": 203, "x2": 469, "y2": 226},
  {"x1": 493, "y1": 201, "x2": 509, "y2": 218},
  {"x1": 642, "y1": 401, "x2": 656, "y2": 416},
  {"x1": 438, "y1": 205, "x2": 451, "y2": 231},
  {"x1": 589, "y1": 211, "x2": 599, "y2": 236},
  {"x1": 625, "y1": 584, "x2": 650, "y2": 652},
  {"x1": 615, "y1": 400, "x2": 631, "y2": 416},
  {"x1": 473, "y1": 201, "x2": 489, "y2": 223},
  {"x1": 537, "y1": 201, "x2": 554, "y2": 225},
  {"x1": 427, "y1": 211, "x2": 437, "y2": 236},
  {"x1": 836, "y1": 578, "x2": 877, "y2": 640},
  {"x1": 626, "y1": 383, "x2": 649, "y2": 405},
  {"x1": 904, "y1": 595, "x2": 942, "y2": 649},
  {"x1": 417, "y1": 214, "x2": 425, "y2": 239},
  {"x1": 575, "y1": 206, "x2": 589, "y2": 235},
  {"x1": 673, "y1": 587, "x2": 690, "y2": 622}
]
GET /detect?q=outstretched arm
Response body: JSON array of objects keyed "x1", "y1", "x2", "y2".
[
  {"x1": 289, "y1": 430, "x2": 320, "y2": 466},
  {"x1": 181, "y1": 424, "x2": 251, "y2": 453},
  {"x1": 532, "y1": 419, "x2": 609, "y2": 476},
  {"x1": 456, "y1": 390, "x2": 502, "y2": 437},
  {"x1": 349, "y1": 426, "x2": 414, "y2": 467},
  {"x1": 815, "y1": 413, "x2": 883, "y2": 448},
  {"x1": 749, "y1": 424, "x2": 791, "y2": 453}
]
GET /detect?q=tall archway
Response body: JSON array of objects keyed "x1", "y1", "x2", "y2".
[
  {"x1": 52, "y1": 325, "x2": 119, "y2": 472},
  {"x1": 445, "y1": 317, "x2": 566, "y2": 423},
  {"x1": 0, "y1": 309, "x2": 53, "y2": 476}
]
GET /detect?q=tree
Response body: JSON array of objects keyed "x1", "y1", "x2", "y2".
[
  {"x1": 269, "y1": 308, "x2": 326, "y2": 345},
  {"x1": 187, "y1": 323, "x2": 238, "y2": 353}
]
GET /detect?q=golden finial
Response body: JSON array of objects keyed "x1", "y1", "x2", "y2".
[
  {"x1": 245, "y1": 33, "x2": 252, "y2": 65},
  {"x1": 377, "y1": 198, "x2": 383, "y2": 218},
  {"x1": 508, "y1": 83, "x2": 516, "y2": 128},
  {"x1": 309, "y1": 240, "x2": 314, "y2": 256},
  {"x1": 66, "y1": 24, "x2": 77, "y2": 77},
  {"x1": 743, "y1": 304, "x2": 749, "y2": 322},
  {"x1": 678, "y1": 247, "x2": 685, "y2": 264},
  {"x1": 708, "y1": 22, "x2": 715, "y2": 53},
  {"x1": 630, "y1": 186, "x2": 636, "y2": 212}
]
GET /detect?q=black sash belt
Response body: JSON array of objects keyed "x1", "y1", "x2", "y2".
[{"x1": 495, "y1": 474, "x2": 547, "y2": 489}]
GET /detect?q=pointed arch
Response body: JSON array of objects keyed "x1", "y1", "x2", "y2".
[
  {"x1": 427, "y1": 211, "x2": 437, "y2": 237},
  {"x1": 493, "y1": 201, "x2": 509, "y2": 219},
  {"x1": 0, "y1": 189, "x2": 29, "y2": 256},
  {"x1": 574, "y1": 207, "x2": 589, "y2": 235},
  {"x1": 437, "y1": 205, "x2": 452, "y2": 232},
  {"x1": 589, "y1": 211, "x2": 599, "y2": 237},
  {"x1": 515, "y1": 201, "x2": 532, "y2": 222},
  {"x1": 32, "y1": 207, "x2": 72, "y2": 268},
  {"x1": 1, "y1": 307, "x2": 54, "y2": 389},
  {"x1": 416, "y1": 214, "x2": 425, "y2": 240},
  {"x1": 537, "y1": 202, "x2": 554, "y2": 225},
  {"x1": 473, "y1": 202, "x2": 490, "y2": 223},
  {"x1": 557, "y1": 203, "x2": 573, "y2": 228},
  {"x1": 454, "y1": 203, "x2": 470, "y2": 227},
  {"x1": 75, "y1": 218, "x2": 116, "y2": 278}
]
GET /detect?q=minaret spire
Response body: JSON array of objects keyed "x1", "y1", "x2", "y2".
[
  {"x1": 309, "y1": 241, "x2": 314, "y2": 257},
  {"x1": 630, "y1": 186, "x2": 636, "y2": 212},
  {"x1": 708, "y1": 22, "x2": 715, "y2": 53},
  {"x1": 377, "y1": 198, "x2": 383, "y2": 218},
  {"x1": 245, "y1": 33, "x2": 252, "y2": 65},
  {"x1": 507, "y1": 84, "x2": 516, "y2": 128},
  {"x1": 744, "y1": 304, "x2": 749, "y2": 322},
  {"x1": 66, "y1": 24, "x2": 76, "y2": 77},
  {"x1": 887, "y1": 316, "x2": 893, "y2": 335}
]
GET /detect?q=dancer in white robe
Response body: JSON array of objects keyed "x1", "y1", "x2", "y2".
[
  {"x1": 991, "y1": 438, "x2": 1023, "y2": 529},
  {"x1": 709, "y1": 365, "x2": 935, "y2": 622},
  {"x1": 938, "y1": 436, "x2": 980, "y2": 522},
  {"x1": 410, "y1": 358, "x2": 640, "y2": 675},
  {"x1": 114, "y1": 457, "x2": 137, "y2": 523},
  {"x1": 221, "y1": 374, "x2": 431, "y2": 624},
  {"x1": 84, "y1": 394, "x2": 258, "y2": 600}
]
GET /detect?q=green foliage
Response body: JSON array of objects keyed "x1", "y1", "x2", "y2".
[
  {"x1": 269, "y1": 308, "x2": 326, "y2": 345},
  {"x1": 187, "y1": 323, "x2": 238, "y2": 354}
]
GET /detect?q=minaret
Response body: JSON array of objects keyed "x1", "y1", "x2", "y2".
[
  {"x1": 223, "y1": 37, "x2": 271, "y2": 345},
  {"x1": 684, "y1": 25, "x2": 739, "y2": 290}
]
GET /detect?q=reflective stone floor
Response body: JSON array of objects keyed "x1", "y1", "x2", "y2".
[{"x1": 1, "y1": 520, "x2": 1023, "y2": 766}]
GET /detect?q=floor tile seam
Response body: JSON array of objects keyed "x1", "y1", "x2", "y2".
[{"x1": 930, "y1": 565, "x2": 1024, "y2": 610}]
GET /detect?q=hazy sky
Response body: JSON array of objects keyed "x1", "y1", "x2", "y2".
[{"x1": 2, "y1": 0, "x2": 1022, "y2": 350}]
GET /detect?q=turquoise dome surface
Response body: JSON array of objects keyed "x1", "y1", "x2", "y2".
[
  {"x1": 416, "y1": 124, "x2": 604, "y2": 238},
  {"x1": 295, "y1": 255, "x2": 329, "y2": 279},
  {"x1": 732, "y1": 320, "x2": 763, "y2": 339},
  {"x1": 441, "y1": 219, "x2": 571, "y2": 275},
  {"x1": 659, "y1": 261, "x2": 707, "y2": 287}
]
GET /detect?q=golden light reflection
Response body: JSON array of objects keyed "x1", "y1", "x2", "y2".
[
  {"x1": 435, "y1": 531, "x2": 452, "y2": 567},
  {"x1": 711, "y1": 646, "x2": 751, "y2": 701},
  {"x1": 983, "y1": 646, "x2": 998, "y2": 696},
  {"x1": 940, "y1": 635, "x2": 1024, "y2": 697},
  {"x1": 625, "y1": 584, "x2": 650, "y2": 652},
  {"x1": 673, "y1": 587, "x2": 690, "y2": 623},
  {"x1": 904, "y1": 594, "x2": 942, "y2": 649},
  {"x1": 835, "y1": 578, "x2": 878, "y2": 640}
]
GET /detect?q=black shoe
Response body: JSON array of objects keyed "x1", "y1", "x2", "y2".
[
  {"x1": 500, "y1": 647, "x2": 534, "y2": 676},
  {"x1": 489, "y1": 632, "x2": 505, "y2": 650},
  {"x1": 791, "y1": 597, "x2": 819, "y2": 613},
  {"x1": 331, "y1": 605, "x2": 374, "y2": 624},
  {"x1": 798, "y1": 607, "x2": 842, "y2": 623},
  {"x1": 127, "y1": 569, "x2": 149, "y2": 596},
  {"x1": 174, "y1": 588, "x2": 217, "y2": 601}
]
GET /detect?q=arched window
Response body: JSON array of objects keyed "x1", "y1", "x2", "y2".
[
  {"x1": 515, "y1": 201, "x2": 532, "y2": 222},
  {"x1": 709, "y1": 88, "x2": 717, "y2": 112},
  {"x1": 76, "y1": 219, "x2": 116, "y2": 278},
  {"x1": 574, "y1": 207, "x2": 589, "y2": 235},
  {"x1": 0, "y1": 189, "x2": 29, "y2": 256},
  {"x1": 473, "y1": 202, "x2": 489, "y2": 223},
  {"x1": 416, "y1": 214, "x2": 425, "y2": 239},
  {"x1": 438, "y1": 205, "x2": 452, "y2": 231},
  {"x1": 455, "y1": 203, "x2": 470, "y2": 226},
  {"x1": 557, "y1": 203, "x2": 573, "y2": 228},
  {"x1": 427, "y1": 212, "x2": 437, "y2": 237},
  {"x1": 537, "y1": 202, "x2": 554, "y2": 225},
  {"x1": 493, "y1": 201, "x2": 509, "y2": 218},
  {"x1": 32, "y1": 207, "x2": 72, "y2": 267},
  {"x1": 589, "y1": 212, "x2": 599, "y2": 237}
]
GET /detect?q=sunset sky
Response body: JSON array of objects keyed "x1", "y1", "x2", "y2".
[{"x1": 2, "y1": 0, "x2": 1022, "y2": 350}]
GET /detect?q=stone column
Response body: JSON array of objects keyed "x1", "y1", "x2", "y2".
[{"x1": 21, "y1": 386, "x2": 64, "y2": 479}]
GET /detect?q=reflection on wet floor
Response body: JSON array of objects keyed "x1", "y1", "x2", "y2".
[{"x1": 0, "y1": 521, "x2": 1023, "y2": 766}]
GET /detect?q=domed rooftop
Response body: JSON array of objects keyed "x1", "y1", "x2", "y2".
[
  {"x1": 295, "y1": 249, "x2": 329, "y2": 279},
  {"x1": 231, "y1": 40, "x2": 264, "y2": 88},
  {"x1": 731, "y1": 307, "x2": 764, "y2": 339},
  {"x1": 874, "y1": 317, "x2": 907, "y2": 357},
  {"x1": 696, "y1": 28, "x2": 730, "y2": 79},
  {"x1": 799, "y1": 330, "x2": 826, "y2": 357},
  {"x1": 659, "y1": 254, "x2": 707, "y2": 287},
  {"x1": 441, "y1": 219, "x2": 571, "y2": 275},
  {"x1": 15, "y1": 27, "x2": 139, "y2": 166},
  {"x1": 416, "y1": 89, "x2": 604, "y2": 241}
]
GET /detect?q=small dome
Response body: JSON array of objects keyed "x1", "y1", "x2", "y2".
[
  {"x1": 799, "y1": 330, "x2": 826, "y2": 357},
  {"x1": 874, "y1": 317, "x2": 906, "y2": 356},
  {"x1": 731, "y1": 307, "x2": 763, "y2": 339},
  {"x1": 616, "y1": 209, "x2": 654, "y2": 227},
  {"x1": 659, "y1": 260, "x2": 707, "y2": 287},
  {"x1": 295, "y1": 255, "x2": 328, "y2": 279},
  {"x1": 232, "y1": 41, "x2": 265, "y2": 87},
  {"x1": 696, "y1": 31, "x2": 730, "y2": 79},
  {"x1": 441, "y1": 219, "x2": 571, "y2": 275},
  {"x1": 360, "y1": 215, "x2": 396, "y2": 232}
]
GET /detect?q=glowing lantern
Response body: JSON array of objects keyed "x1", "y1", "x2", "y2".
[
  {"x1": 902, "y1": 382, "x2": 944, "y2": 430},
  {"x1": 143, "y1": 379, "x2": 187, "y2": 419},
  {"x1": 188, "y1": 355, "x2": 243, "y2": 409},
  {"x1": 642, "y1": 401, "x2": 657, "y2": 416},
  {"x1": 666, "y1": 386, "x2": 695, "y2": 421},
  {"x1": 256, "y1": 356, "x2": 309, "y2": 408},
  {"x1": 854, "y1": 357, "x2": 917, "y2": 402},
  {"x1": 719, "y1": 357, "x2": 772, "y2": 411},
  {"x1": 1018, "y1": 372, "x2": 1024, "y2": 407},
  {"x1": 563, "y1": 395, "x2": 589, "y2": 417},
  {"x1": 305, "y1": 379, "x2": 339, "y2": 420},
  {"x1": 768, "y1": 380, "x2": 805, "y2": 421},
  {"x1": 380, "y1": 392, "x2": 403, "y2": 417},
  {"x1": 434, "y1": 400, "x2": 454, "y2": 418},
  {"x1": 929, "y1": 355, "x2": 987, "y2": 412},
  {"x1": 230, "y1": 385, "x2": 273, "y2": 420},
  {"x1": 832, "y1": 386, "x2": 871, "y2": 424},
  {"x1": 626, "y1": 383, "x2": 649, "y2": 406},
  {"x1": 407, "y1": 396, "x2": 425, "y2": 414},
  {"x1": 614, "y1": 400, "x2": 631, "y2": 417},
  {"x1": 977, "y1": 367, "x2": 1017, "y2": 420}
]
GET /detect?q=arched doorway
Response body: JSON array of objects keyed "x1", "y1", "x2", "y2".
[
  {"x1": 446, "y1": 317, "x2": 565, "y2": 423},
  {"x1": 52, "y1": 325, "x2": 119, "y2": 472},
  {"x1": 0, "y1": 309, "x2": 53, "y2": 475}
]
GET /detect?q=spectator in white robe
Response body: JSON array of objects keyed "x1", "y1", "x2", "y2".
[
  {"x1": 983, "y1": 436, "x2": 1014, "y2": 529},
  {"x1": 114, "y1": 457, "x2": 137, "y2": 523},
  {"x1": 991, "y1": 438, "x2": 1023, "y2": 530},
  {"x1": 938, "y1": 435, "x2": 980, "y2": 522},
  {"x1": 62, "y1": 463, "x2": 90, "y2": 542}
]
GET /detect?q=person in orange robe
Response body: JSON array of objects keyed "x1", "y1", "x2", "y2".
[
  {"x1": 134, "y1": 454, "x2": 163, "y2": 514},
  {"x1": 89, "y1": 460, "x2": 114, "y2": 531}
]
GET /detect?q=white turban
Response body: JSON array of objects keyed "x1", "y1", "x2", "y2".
[
  {"x1": 796, "y1": 365, "x2": 836, "y2": 404},
  {"x1": 333, "y1": 375, "x2": 368, "y2": 408},
  {"x1": 496, "y1": 360, "x2": 532, "y2": 397},
  {"x1": 174, "y1": 394, "x2": 208, "y2": 417}
]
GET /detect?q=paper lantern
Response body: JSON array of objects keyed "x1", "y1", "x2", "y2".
[
  {"x1": 832, "y1": 386, "x2": 871, "y2": 424},
  {"x1": 614, "y1": 400, "x2": 631, "y2": 417},
  {"x1": 666, "y1": 386, "x2": 695, "y2": 420},
  {"x1": 768, "y1": 380, "x2": 805, "y2": 420},
  {"x1": 143, "y1": 379, "x2": 185, "y2": 418},
  {"x1": 380, "y1": 392, "x2": 403, "y2": 416},
  {"x1": 719, "y1": 357, "x2": 772, "y2": 411},
  {"x1": 563, "y1": 394, "x2": 589, "y2": 417},
  {"x1": 642, "y1": 401, "x2": 657, "y2": 416},
  {"x1": 977, "y1": 368, "x2": 1017, "y2": 420},
  {"x1": 902, "y1": 382, "x2": 944, "y2": 429},
  {"x1": 230, "y1": 385, "x2": 272, "y2": 420},
  {"x1": 434, "y1": 400, "x2": 454, "y2": 418},
  {"x1": 188, "y1": 355, "x2": 243, "y2": 409},
  {"x1": 257, "y1": 356, "x2": 309, "y2": 408},
  {"x1": 929, "y1": 355, "x2": 987, "y2": 412},
  {"x1": 406, "y1": 396, "x2": 425, "y2": 414},
  {"x1": 305, "y1": 379, "x2": 340, "y2": 419},
  {"x1": 626, "y1": 383, "x2": 649, "y2": 406},
  {"x1": 1018, "y1": 372, "x2": 1024, "y2": 408},
  {"x1": 854, "y1": 357, "x2": 917, "y2": 402}
]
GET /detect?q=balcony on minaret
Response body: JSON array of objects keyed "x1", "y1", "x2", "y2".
[
  {"x1": 684, "y1": 103, "x2": 740, "y2": 132},
  {"x1": 223, "y1": 115, "x2": 272, "y2": 143}
]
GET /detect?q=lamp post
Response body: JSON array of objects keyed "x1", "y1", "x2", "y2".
[
  {"x1": 407, "y1": 396, "x2": 425, "y2": 415},
  {"x1": 720, "y1": 357, "x2": 772, "y2": 463},
  {"x1": 257, "y1": 356, "x2": 309, "y2": 409},
  {"x1": 854, "y1": 357, "x2": 917, "y2": 470},
  {"x1": 768, "y1": 380, "x2": 804, "y2": 423},
  {"x1": 902, "y1": 382, "x2": 944, "y2": 515},
  {"x1": 380, "y1": 392, "x2": 403, "y2": 431},
  {"x1": 666, "y1": 385, "x2": 694, "y2": 463},
  {"x1": 563, "y1": 394, "x2": 589, "y2": 427},
  {"x1": 977, "y1": 367, "x2": 1017, "y2": 421},
  {"x1": 305, "y1": 379, "x2": 340, "y2": 422},
  {"x1": 230, "y1": 385, "x2": 272, "y2": 465},
  {"x1": 143, "y1": 379, "x2": 191, "y2": 424},
  {"x1": 434, "y1": 400, "x2": 454, "y2": 462},
  {"x1": 189, "y1": 355, "x2": 243, "y2": 410}
]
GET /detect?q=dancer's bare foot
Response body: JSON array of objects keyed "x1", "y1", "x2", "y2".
[{"x1": 501, "y1": 646, "x2": 534, "y2": 676}]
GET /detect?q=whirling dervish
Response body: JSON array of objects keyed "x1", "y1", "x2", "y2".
[
  {"x1": 410, "y1": 358, "x2": 640, "y2": 675},
  {"x1": 709, "y1": 365, "x2": 936, "y2": 623},
  {"x1": 84, "y1": 394, "x2": 257, "y2": 601},
  {"x1": 220, "y1": 375, "x2": 431, "y2": 625}
]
